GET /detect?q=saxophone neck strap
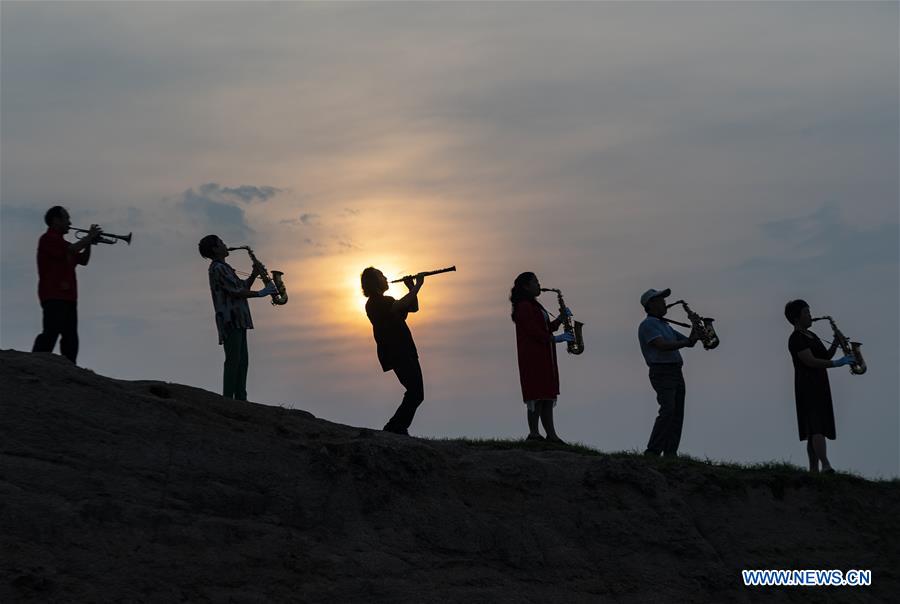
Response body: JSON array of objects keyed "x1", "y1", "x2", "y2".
[
  {"x1": 534, "y1": 300, "x2": 560, "y2": 322},
  {"x1": 661, "y1": 317, "x2": 691, "y2": 329}
]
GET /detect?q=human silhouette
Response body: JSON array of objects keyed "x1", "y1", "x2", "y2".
[
  {"x1": 637, "y1": 288, "x2": 699, "y2": 457},
  {"x1": 198, "y1": 235, "x2": 278, "y2": 400},
  {"x1": 785, "y1": 299, "x2": 855, "y2": 473},
  {"x1": 510, "y1": 272, "x2": 574, "y2": 444},
  {"x1": 32, "y1": 206, "x2": 102, "y2": 364},
  {"x1": 361, "y1": 267, "x2": 426, "y2": 435}
]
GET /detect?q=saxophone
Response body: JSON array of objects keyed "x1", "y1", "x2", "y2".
[
  {"x1": 665, "y1": 300, "x2": 720, "y2": 350},
  {"x1": 812, "y1": 316, "x2": 866, "y2": 375},
  {"x1": 541, "y1": 288, "x2": 585, "y2": 355},
  {"x1": 227, "y1": 246, "x2": 288, "y2": 305}
]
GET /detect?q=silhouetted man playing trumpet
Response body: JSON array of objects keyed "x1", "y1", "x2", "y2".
[
  {"x1": 638, "y1": 288, "x2": 699, "y2": 457},
  {"x1": 32, "y1": 206, "x2": 102, "y2": 364},
  {"x1": 198, "y1": 235, "x2": 278, "y2": 400},
  {"x1": 361, "y1": 267, "x2": 426, "y2": 435}
]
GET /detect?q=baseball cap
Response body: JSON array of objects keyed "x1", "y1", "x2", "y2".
[{"x1": 640, "y1": 288, "x2": 671, "y2": 308}]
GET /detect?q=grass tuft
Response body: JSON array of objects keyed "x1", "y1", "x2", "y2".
[{"x1": 423, "y1": 436, "x2": 891, "y2": 483}]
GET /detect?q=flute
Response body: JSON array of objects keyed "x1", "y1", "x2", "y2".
[{"x1": 390, "y1": 266, "x2": 457, "y2": 283}]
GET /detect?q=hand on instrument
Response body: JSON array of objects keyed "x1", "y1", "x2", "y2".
[
  {"x1": 554, "y1": 332, "x2": 576, "y2": 344},
  {"x1": 833, "y1": 355, "x2": 856, "y2": 368},
  {"x1": 256, "y1": 283, "x2": 278, "y2": 298},
  {"x1": 403, "y1": 274, "x2": 424, "y2": 292},
  {"x1": 87, "y1": 224, "x2": 103, "y2": 243}
]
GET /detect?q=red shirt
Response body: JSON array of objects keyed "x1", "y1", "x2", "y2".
[{"x1": 37, "y1": 229, "x2": 79, "y2": 302}]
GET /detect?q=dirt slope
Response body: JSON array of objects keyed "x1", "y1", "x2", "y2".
[{"x1": 1, "y1": 350, "x2": 897, "y2": 603}]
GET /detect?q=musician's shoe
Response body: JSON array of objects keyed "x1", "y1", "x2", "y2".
[
  {"x1": 526, "y1": 433, "x2": 545, "y2": 441},
  {"x1": 383, "y1": 425, "x2": 409, "y2": 436}
]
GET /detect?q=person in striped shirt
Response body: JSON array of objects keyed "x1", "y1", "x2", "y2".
[{"x1": 198, "y1": 235, "x2": 277, "y2": 400}]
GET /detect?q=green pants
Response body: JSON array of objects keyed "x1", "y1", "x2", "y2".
[{"x1": 222, "y1": 328, "x2": 249, "y2": 400}]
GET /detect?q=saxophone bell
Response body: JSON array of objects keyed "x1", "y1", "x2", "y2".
[
  {"x1": 665, "y1": 299, "x2": 720, "y2": 350},
  {"x1": 228, "y1": 245, "x2": 288, "y2": 306},
  {"x1": 541, "y1": 287, "x2": 585, "y2": 355},
  {"x1": 812, "y1": 316, "x2": 866, "y2": 375}
]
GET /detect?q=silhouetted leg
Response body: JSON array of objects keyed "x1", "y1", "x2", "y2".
[
  {"x1": 666, "y1": 371, "x2": 686, "y2": 456},
  {"x1": 384, "y1": 357, "x2": 424, "y2": 433},
  {"x1": 527, "y1": 403, "x2": 541, "y2": 437},
  {"x1": 222, "y1": 328, "x2": 243, "y2": 399},
  {"x1": 235, "y1": 329, "x2": 249, "y2": 401},
  {"x1": 58, "y1": 302, "x2": 79, "y2": 364},
  {"x1": 33, "y1": 300, "x2": 64, "y2": 355},
  {"x1": 811, "y1": 434, "x2": 831, "y2": 471},
  {"x1": 806, "y1": 438, "x2": 818, "y2": 472},
  {"x1": 539, "y1": 400, "x2": 561, "y2": 441},
  {"x1": 646, "y1": 366, "x2": 678, "y2": 455}
]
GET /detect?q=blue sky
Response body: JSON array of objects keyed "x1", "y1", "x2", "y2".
[{"x1": 2, "y1": 2, "x2": 897, "y2": 478}]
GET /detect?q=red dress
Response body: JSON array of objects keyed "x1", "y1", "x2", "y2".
[{"x1": 513, "y1": 299, "x2": 560, "y2": 401}]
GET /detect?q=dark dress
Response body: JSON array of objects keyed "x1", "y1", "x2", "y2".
[{"x1": 788, "y1": 331, "x2": 836, "y2": 440}]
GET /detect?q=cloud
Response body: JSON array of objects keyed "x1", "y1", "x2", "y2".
[
  {"x1": 279, "y1": 213, "x2": 321, "y2": 228},
  {"x1": 0, "y1": 204, "x2": 46, "y2": 225},
  {"x1": 300, "y1": 236, "x2": 359, "y2": 254},
  {"x1": 196, "y1": 183, "x2": 280, "y2": 204},
  {"x1": 739, "y1": 202, "x2": 899, "y2": 273},
  {"x1": 336, "y1": 238, "x2": 359, "y2": 250},
  {"x1": 178, "y1": 189, "x2": 250, "y2": 240},
  {"x1": 280, "y1": 211, "x2": 360, "y2": 254},
  {"x1": 173, "y1": 183, "x2": 280, "y2": 241}
]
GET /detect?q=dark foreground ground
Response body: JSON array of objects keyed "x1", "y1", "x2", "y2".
[{"x1": 1, "y1": 349, "x2": 897, "y2": 603}]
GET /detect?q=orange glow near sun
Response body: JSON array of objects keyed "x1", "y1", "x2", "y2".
[{"x1": 342, "y1": 255, "x2": 409, "y2": 328}]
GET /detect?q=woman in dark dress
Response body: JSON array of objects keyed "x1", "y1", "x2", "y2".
[
  {"x1": 784, "y1": 299, "x2": 856, "y2": 473},
  {"x1": 510, "y1": 272, "x2": 574, "y2": 443}
]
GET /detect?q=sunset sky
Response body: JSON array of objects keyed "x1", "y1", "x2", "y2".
[{"x1": 2, "y1": 2, "x2": 897, "y2": 478}]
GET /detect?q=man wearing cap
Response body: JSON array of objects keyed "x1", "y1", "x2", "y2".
[{"x1": 638, "y1": 288, "x2": 698, "y2": 457}]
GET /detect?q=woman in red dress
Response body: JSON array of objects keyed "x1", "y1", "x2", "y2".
[{"x1": 510, "y1": 272, "x2": 575, "y2": 443}]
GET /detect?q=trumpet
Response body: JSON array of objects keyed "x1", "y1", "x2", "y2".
[
  {"x1": 72, "y1": 227, "x2": 132, "y2": 245},
  {"x1": 664, "y1": 299, "x2": 720, "y2": 350},
  {"x1": 390, "y1": 266, "x2": 456, "y2": 283},
  {"x1": 812, "y1": 316, "x2": 866, "y2": 375},
  {"x1": 541, "y1": 288, "x2": 585, "y2": 355},
  {"x1": 227, "y1": 245, "x2": 288, "y2": 305}
]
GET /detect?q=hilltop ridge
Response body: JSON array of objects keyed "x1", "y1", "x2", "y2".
[{"x1": 1, "y1": 349, "x2": 897, "y2": 603}]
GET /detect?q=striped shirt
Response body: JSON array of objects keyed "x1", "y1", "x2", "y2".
[{"x1": 208, "y1": 260, "x2": 253, "y2": 344}]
